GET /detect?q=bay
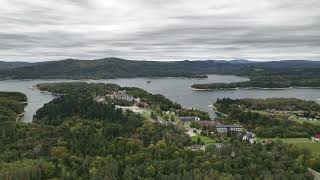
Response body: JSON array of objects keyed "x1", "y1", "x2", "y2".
[{"x1": 1, "y1": 75, "x2": 320, "y2": 122}]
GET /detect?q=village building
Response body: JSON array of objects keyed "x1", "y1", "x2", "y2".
[
  {"x1": 106, "y1": 90, "x2": 134, "y2": 101},
  {"x1": 216, "y1": 124, "x2": 243, "y2": 133},
  {"x1": 115, "y1": 105, "x2": 143, "y2": 114},
  {"x1": 94, "y1": 96, "x2": 106, "y2": 103},
  {"x1": 313, "y1": 133, "x2": 320, "y2": 142},
  {"x1": 179, "y1": 116, "x2": 200, "y2": 122},
  {"x1": 134, "y1": 98, "x2": 148, "y2": 108},
  {"x1": 241, "y1": 132, "x2": 256, "y2": 144}
]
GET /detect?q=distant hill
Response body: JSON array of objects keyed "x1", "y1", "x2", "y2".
[
  {"x1": 0, "y1": 58, "x2": 250, "y2": 79},
  {"x1": 191, "y1": 60, "x2": 320, "y2": 90},
  {"x1": 0, "y1": 58, "x2": 319, "y2": 79},
  {"x1": 0, "y1": 61, "x2": 31, "y2": 70},
  {"x1": 254, "y1": 60, "x2": 320, "y2": 69}
]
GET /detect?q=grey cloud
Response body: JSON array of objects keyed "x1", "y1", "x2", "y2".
[{"x1": 0, "y1": 0, "x2": 319, "y2": 61}]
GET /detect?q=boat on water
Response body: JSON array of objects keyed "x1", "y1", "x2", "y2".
[{"x1": 147, "y1": 81, "x2": 152, "y2": 83}]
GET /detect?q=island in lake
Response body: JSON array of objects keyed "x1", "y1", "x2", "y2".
[{"x1": 192, "y1": 67, "x2": 320, "y2": 90}]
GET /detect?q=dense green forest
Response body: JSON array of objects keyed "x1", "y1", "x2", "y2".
[
  {"x1": 0, "y1": 84, "x2": 318, "y2": 178},
  {"x1": 0, "y1": 92, "x2": 27, "y2": 122},
  {"x1": 0, "y1": 92, "x2": 27, "y2": 102},
  {"x1": 1, "y1": 58, "x2": 320, "y2": 80},
  {"x1": 0, "y1": 58, "x2": 250, "y2": 79},
  {"x1": 214, "y1": 98, "x2": 320, "y2": 138}
]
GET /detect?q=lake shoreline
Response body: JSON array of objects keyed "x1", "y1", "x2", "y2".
[
  {"x1": 0, "y1": 74, "x2": 224, "y2": 82},
  {"x1": 1, "y1": 75, "x2": 320, "y2": 122},
  {"x1": 192, "y1": 86, "x2": 320, "y2": 91},
  {"x1": 32, "y1": 85, "x2": 66, "y2": 96}
]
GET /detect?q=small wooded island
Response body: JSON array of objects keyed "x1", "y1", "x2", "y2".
[
  {"x1": 1, "y1": 82, "x2": 320, "y2": 179},
  {"x1": 192, "y1": 69, "x2": 320, "y2": 90}
]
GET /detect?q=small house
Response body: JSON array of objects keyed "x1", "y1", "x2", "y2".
[
  {"x1": 314, "y1": 133, "x2": 320, "y2": 142},
  {"x1": 241, "y1": 132, "x2": 256, "y2": 144},
  {"x1": 134, "y1": 98, "x2": 148, "y2": 108}
]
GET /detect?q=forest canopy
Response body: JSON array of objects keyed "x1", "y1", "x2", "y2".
[
  {"x1": 0, "y1": 85, "x2": 319, "y2": 179},
  {"x1": 0, "y1": 92, "x2": 26, "y2": 122}
]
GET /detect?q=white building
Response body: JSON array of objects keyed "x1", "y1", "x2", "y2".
[
  {"x1": 216, "y1": 125, "x2": 243, "y2": 133},
  {"x1": 241, "y1": 132, "x2": 256, "y2": 144}
]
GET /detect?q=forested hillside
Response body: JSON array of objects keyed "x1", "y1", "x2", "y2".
[
  {"x1": 192, "y1": 61, "x2": 320, "y2": 89},
  {"x1": 2, "y1": 58, "x2": 320, "y2": 80},
  {"x1": 0, "y1": 92, "x2": 27, "y2": 122},
  {"x1": 0, "y1": 83, "x2": 318, "y2": 179},
  {"x1": 0, "y1": 58, "x2": 250, "y2": 79},
  {"x1": 0, "y1": 61, "x2": 31, "y2": 70}
]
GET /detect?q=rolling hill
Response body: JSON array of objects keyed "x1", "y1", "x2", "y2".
[
  {"x1": 0, "y1": 61, "x2": 32, "y2": 70},
  {"x1": 0, "y1": 58, "x2": 320, "y2": 79}
]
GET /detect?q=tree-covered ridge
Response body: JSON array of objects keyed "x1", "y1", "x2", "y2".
[
  {"x1": 214, "y1": 98, "x2": 320, "y2": 138},
  {"x1": 0, "y1": 86, "x2": 318, "y2": 179},
  {"x1": 0, "y1": 61, "x2": 31, "y2": 70},
  {"x1": 192, "y1": 73, "x2": 320, "y2": 90},
  {"x1": 2, "y1": 58, "x2": 320, "y2": 80},
  {"x1": 219, "y1": 98, "x2": 320, "y2": 111},
  {"x1": 0, "y1": 92, "x2": 27, "y2": 122},
  {"x1": 0, "y1": 58, "x2": 250, "y2": 79}
]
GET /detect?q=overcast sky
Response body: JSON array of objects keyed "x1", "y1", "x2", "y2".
[{"x1": 0, "y1": 0, "x2": 320, "y2": 62}]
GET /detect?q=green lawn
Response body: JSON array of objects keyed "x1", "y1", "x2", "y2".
[
  {"x1": 260, "y1": 138, "x2": 320, "y2": 155},
  {"x1": 191, "y1": 135, "x2": 216, "y2": 145}
]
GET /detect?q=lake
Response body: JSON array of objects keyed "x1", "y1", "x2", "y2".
[{"x1": 1, "y1": 75, "x2": 320, "y2": 122}]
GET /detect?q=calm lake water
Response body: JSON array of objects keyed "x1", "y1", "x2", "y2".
[{"x1": 1, "y1": 74, "x2": 320, "y2": 122}]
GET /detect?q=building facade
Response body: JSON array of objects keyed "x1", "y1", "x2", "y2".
[{"x1": 216, "y1": 125, "x2": 243, "y2": 133}]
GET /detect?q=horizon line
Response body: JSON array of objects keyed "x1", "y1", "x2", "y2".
[{"x1": 1, "y1": 57, "x2": 320, "y2": 63}]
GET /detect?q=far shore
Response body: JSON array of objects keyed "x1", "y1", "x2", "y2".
[{"x1": 192, "y1": 86, "x2": 320, "y2": 91}]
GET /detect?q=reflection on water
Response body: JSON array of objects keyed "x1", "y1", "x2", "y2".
[{"x1": 1, "y1": 75, "x2": 320, "y2": 122}]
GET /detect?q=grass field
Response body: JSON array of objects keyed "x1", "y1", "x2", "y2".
[
  {"x1": 191, "y1": 135, "x2": 216, "y2": 145},
  {"x1": 260, "y1": 138, "x2": 320, "y2": 155}
]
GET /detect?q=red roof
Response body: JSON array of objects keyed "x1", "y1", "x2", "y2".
[{"x1": 315, "y1": 133, "x2": 320, "y2": 139}]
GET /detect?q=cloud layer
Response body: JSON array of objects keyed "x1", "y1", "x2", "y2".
[{"x1": 0, "y1": 0, "x2": 319, "y2": 61}]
